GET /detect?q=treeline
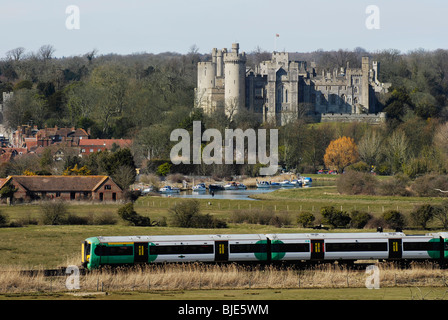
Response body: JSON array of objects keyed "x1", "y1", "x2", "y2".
[{"x1": 1, "y1": 45, "x2": 448, "y2": 177}]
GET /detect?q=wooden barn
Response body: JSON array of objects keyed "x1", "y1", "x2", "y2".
[{"x1": 0, "y1": 175, "x2": 123, "y2": 202}]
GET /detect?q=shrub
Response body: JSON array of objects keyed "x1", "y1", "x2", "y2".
[
  {"x1": 170, "y1": 199, "x2": 227, "y2": 228},
  {"x1": 336, "y1": 170, "x2": 377, "y2": 195},
  {"x1": 0, "y1": 211, "x2": 9, "y2": 227},
  {"x1": 411, "y1": 174, "x2": 448, "y2": 197},
  {"x1": 350, "y1": 210, "x2": 371, "y2": 229},
  {"x1": 297, "y1": 212, "x2": 315, "y2": 228},
  {"x1": 376, "y1": 174, "x2": 412, "y2": 196},
  {"x1": 382, "y1": 210, "x2": 406, "y2": 230},
  {"x1": 65, "y1": 214, "x2": 90, "y2": 225},
  {"x1": 92, "y1": 212, "x2": 118, "y2": 225},
  {"x1": 410, "y1": 204, "x2": 435, "y2": 229},
  {"x1": 118, "y1": 202, "x2": 152, "y2": 226},
  {"x1": 434, "y1": 201, "x2": 448, "y2": 229},
  {"x1": 40, "y1": 200, "x2": 68, "y2": 225},
  {"x1": 347, "y1": 161, "x2": 370, "y2": 172},
  {"x1": 156, "y1": 162, "x2": 171, "y2": 176},
  {"x1": 320, "y1": 206, "x2": 351, "y2": 228},
  {"x1": 231, "y1": 209, "x2": 291, "y2": 227}
]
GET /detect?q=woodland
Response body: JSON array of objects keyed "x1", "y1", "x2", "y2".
[{"x1": 1, "y1": 45, "x2": 448, "y2": 180}]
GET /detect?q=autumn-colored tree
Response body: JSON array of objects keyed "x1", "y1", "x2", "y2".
[{"x1": 324, "y1": 136, "x2": 359, "y2": 173}]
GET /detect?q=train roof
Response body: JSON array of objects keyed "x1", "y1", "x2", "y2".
[
  {"x1": 86, "y1": 232, "x2": 448, "y2": 245},
  {"x1": 95, "y1": 234, "x2": 267, "y2": 243}
]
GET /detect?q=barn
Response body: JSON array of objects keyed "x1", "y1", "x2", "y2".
[{"x1": 0, "y1": 175, "x2": 123, "y2": 202}]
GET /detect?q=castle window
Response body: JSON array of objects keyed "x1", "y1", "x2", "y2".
[{"x1": 285, "y1": 89, "x2": 288, "y2": 103}]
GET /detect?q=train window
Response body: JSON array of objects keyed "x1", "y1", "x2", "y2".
[
  {"x1": 404, "y1": 242, "x2": 440, "y2": 251},
  {"x1": 94, "y1": 245, "x2": 133, "y2": 256},
  {"x1": 272, "y1": 243, "x2": 309, "y2": 252},
  {"x1": 326, "y1": 242, "x2": 387, "y2": 252},
  {"x1": 230, "y1": 244, "x2": 267, "y2": 253},
  {"x1": 149, "y1": 245, "x2": 213, "y2": 255}
]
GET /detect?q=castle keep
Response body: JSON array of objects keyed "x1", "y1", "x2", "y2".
[{"x1": 195, "y1": 43, "x2": 390, "y2": 125}]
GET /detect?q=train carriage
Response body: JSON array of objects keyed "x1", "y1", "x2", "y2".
[{"x1": 82, "y1": 232, "x2": 448, "y2": 270}]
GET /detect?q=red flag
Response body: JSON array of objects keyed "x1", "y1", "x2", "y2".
[{"x1": 276, "y1": 34, "x2": 280, "y2": 37}]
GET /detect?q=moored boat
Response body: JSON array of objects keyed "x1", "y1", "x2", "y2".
[
  {"x1": 192, "y1": 183, "x2": 207, "y2": 192},
  {"x1": 159, "y1": 185, "x2": 180, "y2": 193}
]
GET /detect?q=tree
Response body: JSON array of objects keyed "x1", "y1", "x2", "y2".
[
  {"x1": 117, "y1": 202, "x2": 152, "y2": 226},
  {"x1": 320, "y1": 206, "x2": 351, "y2": 228},
  {"x1": 297, "y1": 212, "x2": 315, "y2": 228},
  {"x1": 63, "y1": 164, "x2": 91, "y2": 176},
  {"x1": 350, "y1": 210, "x2": 371, "y2": 229},
  {"x1": 38, "y1": 44, "x2": 55, "y2": 60},
  {"x1": 383, "y1": 129, "x2": 409, "y2": 174},
  {"x1": 382, "y1": 210, "x2": 406, "y2": 230},
  {"x1": 434, "y1": 201, "x2": 448, "y2": 229},
  {"x1": 410, "y1": 204, "x2": 435, "y2": 229},
  {"x1": 324, "y1": 136, "x2": 359, "y2": 173},
  {"x1": 358, "y1": 129, "x2": 382, "y2": 168},
  {"x1": 5, "y1": 47, "x2": 26, "y2": 61}
]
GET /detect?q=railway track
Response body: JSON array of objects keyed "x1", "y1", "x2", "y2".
[{"x1": 18, "y1": 267, "x2": 87, "y2": 277}]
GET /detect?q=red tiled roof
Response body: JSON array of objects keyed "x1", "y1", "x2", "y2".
[
  {"x1": 79, "y1": 139, "x2": 132, "y2": 149},
  {"x1": 0, "y1": 175, "x2": 121, "y2": 192}
]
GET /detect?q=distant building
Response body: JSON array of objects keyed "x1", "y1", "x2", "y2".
[
  {"x1": 79, "y1": 139, "x2": 133, "y2": 156},
  {"x1": 12, "y1": 125, "x2": 89, "y2": 151},
  {"x1": 195, "y1": 43, "x2": 391, "y2": 125},
  {"x1": 0, "y1": 175, "x2": 123, "y2": 202}
]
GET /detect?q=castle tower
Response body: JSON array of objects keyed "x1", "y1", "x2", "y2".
[
  {"x1": 223, "y1": 43, "x2": 246, "y2": 117},
  {"x1": 196, "y1": 60, "x2": 216, "y2": 113},
  {"x1": 361, "y1": 56, "x2": 370, "y2": 112},
  {"x1": 216, "y1": 49, "x2": 224, "y2": 78}
]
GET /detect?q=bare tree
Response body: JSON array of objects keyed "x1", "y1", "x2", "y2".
[
  {"x1": 358, "y1": 129, "x2": 383, "y2": 167},
  {"x1": 5, "y1": 47, "x2": 26, "y2": 61},
  {"x1": 38, "y1": 44, "x2": 55, "y2": 60}
]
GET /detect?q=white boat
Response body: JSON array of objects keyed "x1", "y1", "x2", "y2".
[
  {"x1": 302, "y1": 177, "x2": 312, "y2": 185},
  {"x1": 141, "y1": 186, "x2": 154, "y2": 195},
  {"x1": 237, "y1": 183, "x2": 247, "y2": 189},
  {"x1": 291, "y1": 179, "x2": 302, "y2": 187},
  {"x1": 256, "y1": 181, "x2": 271, "y2": 188},
  {"x1": 279, "y1": 180, "x2": 295, "y2": 187},
  {"x1": 223, "y1": 182, "x2": 238, "y2": 190},
  {"x1": 159, "y1": 186, "x2": 180, "y2": 193},
  {"x1": 192, "y1": 183, "x2": 207, "y2": 192}
]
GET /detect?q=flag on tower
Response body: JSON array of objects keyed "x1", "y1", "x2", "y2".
[{"x1": 276, "y1": 34, "x2": 280, "y2": 37}]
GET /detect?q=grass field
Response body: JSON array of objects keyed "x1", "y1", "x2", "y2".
[
  {"x1": 1, "y1": 183, "x2": 448, "y2": 299},
  {"x1": 0, "y1": 183, "x2": 446, "y2": 269}
]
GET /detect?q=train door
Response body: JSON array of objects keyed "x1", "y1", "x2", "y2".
[
  {"x1": 134, "y1": 242, "x2": 148, "y2": 263},
  {"x1": 214, "y1": 241, "x2": 228, "y2": 261},
  {"x1": 310, "y1": 239, "x2": 325, "y2": 260},
  {"x1": 388, "y1": 239, "x2": 402, "y2": 259}
]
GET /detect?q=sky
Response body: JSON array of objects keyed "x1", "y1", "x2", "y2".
[{"x1": 0, "y1": 0, "x2": 447, "y2": 58}]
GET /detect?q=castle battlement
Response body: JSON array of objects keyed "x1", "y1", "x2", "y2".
[{"x1": 195, "y1": 43, "x2": 391, "y2": 125}]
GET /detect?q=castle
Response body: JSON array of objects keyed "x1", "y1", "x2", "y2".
[{"x1": 195, "y1": 43, "x2": 391, "y2": 125}]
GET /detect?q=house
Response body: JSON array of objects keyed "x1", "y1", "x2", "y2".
[
  {"x1": 0, "y1": 175, "x2": 123, "y2": 202},
  {"x1": 12, "y1": 125, "x2": 89, "y2": 151},
  {"x1": 79, "y1": 139, "x2": 132, "y2": 156}
]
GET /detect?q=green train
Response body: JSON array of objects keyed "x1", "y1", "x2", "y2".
[{"x1": 81, "y1": 232, "x2": 448, "y2": 270}]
